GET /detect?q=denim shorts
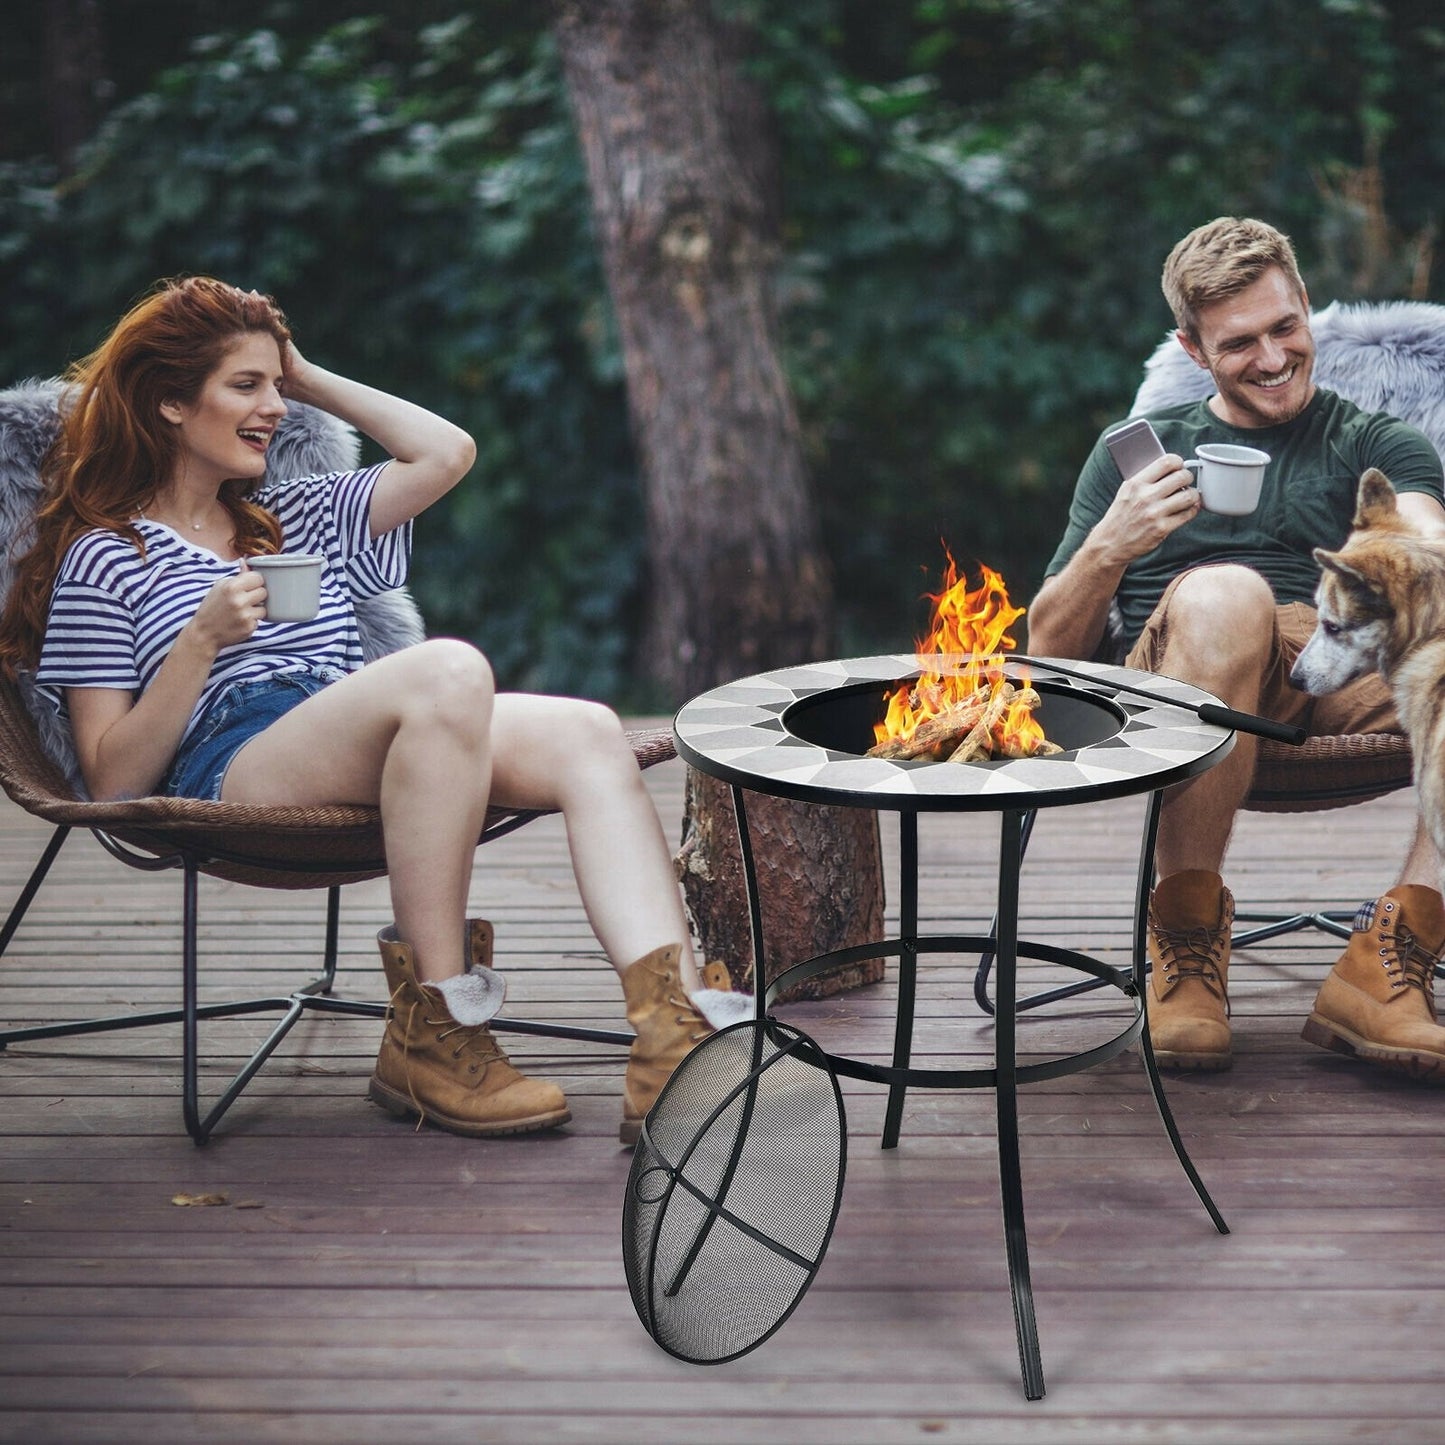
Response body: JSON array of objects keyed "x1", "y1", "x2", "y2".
[{"x1": 163, "y1": 669, "x2": 341, "y2": 801}]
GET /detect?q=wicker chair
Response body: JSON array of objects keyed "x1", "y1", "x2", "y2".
[
  {"x1": 0, "y1": 383, "x2": 676, "y2": 1142},
  {"x1": 976, "y1": 301, "x2": 1440, "y2": 1014},
  {"x1": 0, "y1": 680, "x2": 675, "y2": 1142}
]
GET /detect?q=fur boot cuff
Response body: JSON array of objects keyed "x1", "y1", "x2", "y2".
[
  {"x1": 431, "y1": 967, "x2": 507, "y2": 1024},
  {"x1": 689, "y1": 988, "x2": 756, "y2": 1030}
]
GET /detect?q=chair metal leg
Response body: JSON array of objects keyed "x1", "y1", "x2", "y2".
[
  {"x1": 317, "y1": 885, "x2": 341, "y2": 994},
  {"x1": 0, "y1": 823, "x2": 70, "y2": 963},
  {"x1": 180, "y1": 858, "x2": 369, "y2": 1145},
  {"x1": 1227, "y1": 910, "x2": 1442, "y2": 980},
  {"x1": 1, "y1": 826, "x2": 270, "y2": 1053},
  {"x1": 972, "y1": 819, "x2": 1385, "y2": 1010},
  {"x1": 492, "y1": 1017, "x2": 634, "y2": 1046},
  {"x1": 2, "y1": 828, "x2": 634, "y2": 1141},
  {"x1": 1231, "y1": 909, "x2": 1354, "y2": 948}
]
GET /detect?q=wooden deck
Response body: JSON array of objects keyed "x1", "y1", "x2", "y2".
[{"x1": 2, "y1": 734, "x2": 1443, "y2": 1443}]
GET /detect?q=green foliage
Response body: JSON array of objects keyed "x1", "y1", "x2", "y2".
[
  {"x1": 3, "y1": 0, "x2": 1444, "y2": 689},
  {"x1": 743, "y1": 0, "x2": 1445, "y2": 644},
  {"x1": 0, "y1": 15, "x2": 642, "y2": 701}
]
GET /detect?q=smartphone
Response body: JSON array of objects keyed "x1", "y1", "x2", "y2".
[{"x1": 1104, "y1": 418, "x2": 1166, "y2": 479}]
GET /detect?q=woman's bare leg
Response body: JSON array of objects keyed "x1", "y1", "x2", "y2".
[
  {"x1": 487, "y1": 694, "x2": 701, "y2": 991},
  {"x1": 217, "y1": 643, "x2": 701, "y2": 989},
  {"x1": 220, "y1": 640, "x2": 495, "y2": 982}
]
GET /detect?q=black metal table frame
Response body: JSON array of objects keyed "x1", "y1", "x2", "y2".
[
  {"x1": 671, "y1": 652, "x2": 1247, "y2": 1398},
  {"x1": 722, "y1": 778, "x2": 1229, "y2": 1403}
]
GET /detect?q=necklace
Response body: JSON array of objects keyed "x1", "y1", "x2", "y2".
[{"x1": 141, "y1": 509, "x2": 218, "y2": 532}]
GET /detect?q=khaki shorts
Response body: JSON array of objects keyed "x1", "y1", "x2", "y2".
[{"x1": 1124, "y1": 568, "x2": 1398, "y2": 738}]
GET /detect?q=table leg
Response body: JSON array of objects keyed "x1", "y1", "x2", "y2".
[
  {"x1": 995, "y1": 808, "x2": 1046, "y2": 1400},
  {"x1": 731, "y1": 785, "x2": 769, "y2": 1024},
  {"x1": 881, "y1": 813, "x2": 919, "y2": 1149},
  {"x1": 1131, "y1": 790, "x2": 1230, "y2": 1235}
]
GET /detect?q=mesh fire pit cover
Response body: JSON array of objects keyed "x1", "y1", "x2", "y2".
[{"x1": 623, "y1": 1017, "x2": 846, "y2": 1364}]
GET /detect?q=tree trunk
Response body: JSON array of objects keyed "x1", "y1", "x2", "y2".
[
  {"x1": 553, "y1": 0, "x2": 829, "y2": 699},
  {"x1": 554, "y1": 0, "x2": 883, "y2": 998}
]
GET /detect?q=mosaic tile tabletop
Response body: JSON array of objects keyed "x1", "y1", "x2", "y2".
[{"x1": 673, "y1": 654, "x2": 1235, "y2": 812}]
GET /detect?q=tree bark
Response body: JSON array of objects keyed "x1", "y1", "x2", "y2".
[
  {"x1": 553, "y1": 0, "x2": 829, "y2": 699},
  {"x1": 554, "y1": 0, "x2": 883, "y2": 998},
  {"x1": 676, "y1": 771, "x2": 884, "y2": 999}
]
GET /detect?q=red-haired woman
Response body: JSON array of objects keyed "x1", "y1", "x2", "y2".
[{"x1": 0, "y1": 277, "x2": 742, "y2": 1143}]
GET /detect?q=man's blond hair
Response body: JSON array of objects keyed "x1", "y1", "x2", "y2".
[{"x1": 1161, "y1": 217, "x2": 1306, "y2": 341}]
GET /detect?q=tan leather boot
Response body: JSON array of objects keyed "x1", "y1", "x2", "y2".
[
  {"x1": 1302, "y1": 886, "x2": 1445, "y2": 1083},
  {"x1": 619, "y1": 944, "x2": 747, "y2": 1146},
  {"x1": 369, "y1": 923, "x2": 571, "y2": 1136},
  {"x1": 1145, "y1": 870, "x2": 1234, "y2": 1071}
]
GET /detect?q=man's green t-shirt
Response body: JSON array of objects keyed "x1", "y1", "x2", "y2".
[{"x1": 1045, "y1": 388, "x2": 1445, "y2": 647}]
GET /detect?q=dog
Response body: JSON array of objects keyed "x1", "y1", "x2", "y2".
[{"x1": 1290, "y1": 467, "x2": 1445, "y2": 870}]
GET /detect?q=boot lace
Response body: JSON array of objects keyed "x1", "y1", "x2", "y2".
[
  {"x1": 1150, "y1": 923, "x2": 1231, "y2": 1014},
  {"x1": 650, "y1": 962, "x2": 714, "y2": 1045},
  {"x1": 1380, "y1": 924, "x2": 1441, "y2": 1013},
  {"x1": 667, "y1": 988, "x2": 712, "y2": 1045}
]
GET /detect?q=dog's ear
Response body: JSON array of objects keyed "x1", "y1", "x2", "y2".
[
  {"x1": 1353, "y1": 468, "x2": 1398, "y2": 529},
  {"x1": 1312, "y1": 547, "x2": 1394, "y2": 621}
]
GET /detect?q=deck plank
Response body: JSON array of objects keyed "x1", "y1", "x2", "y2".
[{"x1": 1, "y1": 737, "x2": 1441, "y2": 1442}]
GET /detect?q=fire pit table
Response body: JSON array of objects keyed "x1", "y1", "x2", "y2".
[{"x1": 668, "y1": 653, "x2": 1238, "y2": 1399}]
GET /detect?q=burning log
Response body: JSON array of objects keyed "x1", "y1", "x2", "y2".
[
  {"x1": 1003, "y1": 733, "x2": 1063, "y2": 759},
  {"x1": 866, "y1": 693, "x2": 989, "y2": 761},
  {"x1": 867, "y1": 681, "x2": 1062, "y2": 763},
  {"x1": 946, "y1": 685, "x2": 1013, "y2": 762},
  {"x1": 949, "y1": 687, "x2": 1065, "y2": 762}
]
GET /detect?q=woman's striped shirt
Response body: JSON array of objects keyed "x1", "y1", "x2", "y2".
[{"x1": 35, "y1": 465, "x2": 411, "y2": 746}]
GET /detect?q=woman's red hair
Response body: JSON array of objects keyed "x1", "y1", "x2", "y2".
[{"x1": 0, "y1": 277, "x2": 292, "y2": 675}]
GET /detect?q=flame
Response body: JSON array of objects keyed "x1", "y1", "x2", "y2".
[{"x1": 873, "y1": 550, "x2": 1049, "y2": 756}]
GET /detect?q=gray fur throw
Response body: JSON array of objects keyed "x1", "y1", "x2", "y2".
[
  {"x1": 1131, "y1": 300, "x2": 1445, "y2": 458},
  {"x1": 0, "y1": 377, "x2": 427, "y2": 795}
]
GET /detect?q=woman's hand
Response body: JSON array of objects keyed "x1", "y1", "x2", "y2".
[
  {"x1": 280, "y1": 340, "x2": 322, "y2": 407},
  {"x1": 187, "y1": 565, "x2": 268, "y2": 656},
  {"x1": 271, "y1": 341, "x2": 475, "y2": 535}
]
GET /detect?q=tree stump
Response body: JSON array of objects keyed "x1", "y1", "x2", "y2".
[{"x1": 676, "y1": 768, "x2": 886, "y2": 1000}]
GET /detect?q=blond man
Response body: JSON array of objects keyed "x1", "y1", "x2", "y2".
[{"x1": 1028, "y1": 217, "x2": 1445, "y2": 1079}]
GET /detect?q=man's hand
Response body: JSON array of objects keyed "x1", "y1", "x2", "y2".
[{"x1": 1089, "y1": 453, "x2": 1202, "y2": 567}]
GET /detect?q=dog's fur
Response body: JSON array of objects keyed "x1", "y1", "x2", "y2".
[{"x1": 1290, "y1": 469, "x2": 1445, "y2": 873}]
